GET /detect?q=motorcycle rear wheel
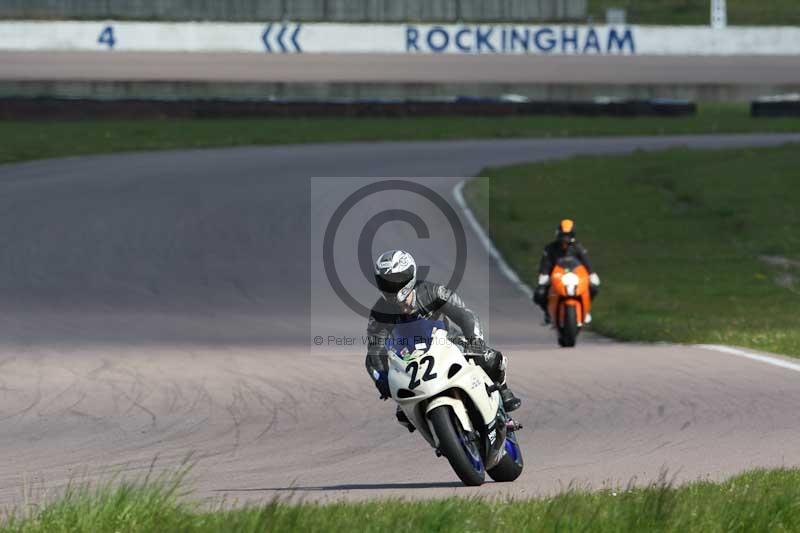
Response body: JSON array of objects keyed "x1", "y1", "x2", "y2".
[{"x1": 487, "y1": 432, "x2": 524, "y2": 482}]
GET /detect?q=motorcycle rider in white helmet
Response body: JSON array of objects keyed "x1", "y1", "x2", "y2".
[{"x1": 366, "y1": 250, "x2": 522, "y2": 432}]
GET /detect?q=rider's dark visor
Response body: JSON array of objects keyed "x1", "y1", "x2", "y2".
[{"x1": 375, "y1": 267, "x2": 413, "y2": 295}]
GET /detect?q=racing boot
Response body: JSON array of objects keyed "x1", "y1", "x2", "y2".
[
  {"x1": 542, "y1": 312, "x2": 551, "y2": 326},
  {"x1": 480, "y1": 348, "x2": 522, "y2": 412},
  {"x1": 499, "y1": 383, "x2": 522, "y2": 412},
  {"x1": 395, "y1": 406, "x2": 415, "y2": 433}
]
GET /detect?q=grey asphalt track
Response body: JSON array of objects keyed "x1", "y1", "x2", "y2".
[
  {"x1": 1, "y1": 134, "x2": 800, "y2": 505},
  {"x1": 3, "y1": 51, "x2": 800, "y2": 84}
]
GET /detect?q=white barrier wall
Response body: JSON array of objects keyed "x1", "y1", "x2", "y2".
[{"x1": 2, "y1": 21, "x2": 800, "y2": 55}]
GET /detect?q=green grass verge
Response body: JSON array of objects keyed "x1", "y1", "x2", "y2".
[
  {"x1": 465, "y1": 143, "x2": 800, "y2": 356},
  {"x1": 588, "y1": 0, "x2": 800, "y2": 25},
  {"x1": 2, "y1": 104, "x2": 800, "y2": 165},
  {"x1": 4, "y1": 468, "x2": 800, "y2": 532}
]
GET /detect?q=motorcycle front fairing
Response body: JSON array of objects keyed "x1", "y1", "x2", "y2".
[
  {"x1": 387, "y1": 328, "x2": 501, "y2": 451},
  {"x1": 548, "y1": 263, "x2": 591, "y2": 326}
]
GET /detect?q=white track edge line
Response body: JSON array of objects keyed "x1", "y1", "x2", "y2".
[
  {"x1": 452, "y1": 179, "x2": 533, "y2": 300},
  {"x1": 453, "y1": 178, "x2": 800, "y2": 374},
  {"x1": 694, "y1": 344, "x2": 800, "y2": 373}
]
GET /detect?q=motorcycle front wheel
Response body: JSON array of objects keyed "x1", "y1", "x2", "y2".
[
  {"x1": 428, "y1": 405, "x2": 485, "y2": 486},
  {"x1": 559, "y1": 305, "x2": 579, "y2": 347}
]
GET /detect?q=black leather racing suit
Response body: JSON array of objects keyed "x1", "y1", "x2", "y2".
[
  {"x1": 365, "y1": 280, "x2": 507, "y2": 387},
  {"x1": 539, "y1": 240, "x2": 594, "y2": 276},
  {"x1": 533, "y1": 240, "x2": 597, "y2": 313}
]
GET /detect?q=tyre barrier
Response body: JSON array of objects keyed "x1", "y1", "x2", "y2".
[
  {"x1": 0, "y1": 96, "x2": 697, "y2": 120},
  {"x1": 751, "y1": 94, "x2": 800, "y2": 117}
]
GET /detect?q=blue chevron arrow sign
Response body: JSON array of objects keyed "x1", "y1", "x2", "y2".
[{"x1": 262, "y1": 23, "x2": 302, "y2": 53}]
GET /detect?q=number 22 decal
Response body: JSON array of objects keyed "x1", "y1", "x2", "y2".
[{"x1": 406, "y1": 356, "x2": 437, "y2": 389}]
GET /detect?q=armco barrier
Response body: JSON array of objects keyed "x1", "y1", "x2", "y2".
[
  {"x1": 2, "y1": 21, "x2": 800, "y2": 55},
  {"x1": 0, "y1": 96, "x2": 696, "y2": 120},
  {"x1": 0, "y1": 0, "x2": 586, "y2": 23}
]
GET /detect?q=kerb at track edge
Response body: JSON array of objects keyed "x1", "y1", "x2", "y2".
[{"x1": 452, "y1": 180, "x2": 533, "y2": 300}]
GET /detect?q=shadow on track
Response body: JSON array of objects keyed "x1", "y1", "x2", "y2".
[{"x1": 216, "y1": 481, "x2": 465, "y2": 492}]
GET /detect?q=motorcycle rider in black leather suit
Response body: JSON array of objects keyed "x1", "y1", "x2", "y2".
[
  {"x1": 533, "y1": 219, "x2": 600, "y2": 325},
  {"x1": 366, "y1": 250, "x2": 522, "y2": 432}
]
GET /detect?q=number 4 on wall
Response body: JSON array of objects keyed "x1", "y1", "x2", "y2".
[{"x1": 98, "y1": 26, "x2": 116, "y2": 49}]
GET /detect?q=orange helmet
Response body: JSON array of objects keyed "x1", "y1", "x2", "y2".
[{"x1": 556, "y1": 219, "x2": 576, "y2": 246}]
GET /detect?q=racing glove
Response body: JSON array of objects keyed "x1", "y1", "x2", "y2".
[
  {"x1": 372, "y1": 369, "x2": 390, "y2": 400},
  {"x1": 590, "y1": 273, "x2": 601, "y2": 286}
]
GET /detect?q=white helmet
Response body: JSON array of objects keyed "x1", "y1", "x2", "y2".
[{"x1": 374, "y1": 250, "x2": 417, "y2": 303}]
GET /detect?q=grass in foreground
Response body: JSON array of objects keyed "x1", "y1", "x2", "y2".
[
  {"x1": 588, "y1": 0, "x2": 800, "y2": 25},
  {"x1": 466, "y1": 143, "x2": 800, "y2": 356},
  {"x1": 4, "y1": 468, "x2": 800, "y2": 532},
  {"x1": 1, "y1": 103, "x2": 799, "y2": 165}
]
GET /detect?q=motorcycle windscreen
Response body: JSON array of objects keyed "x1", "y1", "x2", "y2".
[
  {"x1": 386, "y1": 318, "x2": 446, "y2": 357},
  {"x1": 556, "y1": 256, "x2": 583, "y2": 270}
]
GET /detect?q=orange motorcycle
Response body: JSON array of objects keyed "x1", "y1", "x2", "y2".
[{"x1": 547, "y1": 257, "x2": 591, "y2": 347}]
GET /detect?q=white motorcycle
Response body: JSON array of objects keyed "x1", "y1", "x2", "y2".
[{"x1": 386, "y1": 319, "x2": 524, "y2": 486}]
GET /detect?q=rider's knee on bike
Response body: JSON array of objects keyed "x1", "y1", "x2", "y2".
[
  {"x1": 589, "y1": 272, "x2": 600, "y2": 300},
  {"x1": 533, "y1": 283, "x2": 550, "y2": 323},
  {"x1": 469, "y1": 346, "x2": 503, "y2": 382},
  {"x1": 533, "y1": 283, "x2": 549, "y2": 308}
]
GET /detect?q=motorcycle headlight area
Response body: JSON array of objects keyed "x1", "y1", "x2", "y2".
[{"x1": 561, "y1": 272, "x2": 580, "y2": 295}]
